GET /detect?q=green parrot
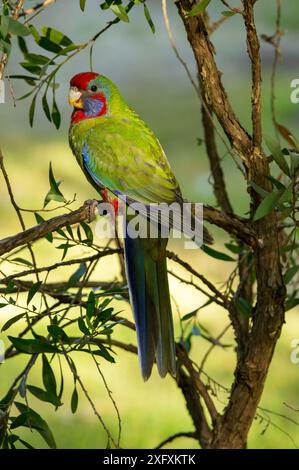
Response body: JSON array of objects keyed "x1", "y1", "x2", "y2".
[{"x1": 68, "y1": 72, "x2": 212, "y2": 380}]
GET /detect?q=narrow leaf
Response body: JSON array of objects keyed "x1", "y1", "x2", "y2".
[
  {"x1": 8, "y1": 337, "x2": 58, "y2": 354},
  {"x1": 27, "y1": 385, "x2": 61, "y2": 407},
  {"x1": 27, "y1": 281, "x2": 42, "y2": 305},
  {"x1": 143, "y1": 4, "x2": 155, "y2": 33},
  {"x1": 80, "y1": 0, "x2": 87, "y2": 11},
  {"x1": 71, "y1": 387, "x2": 78, "y2": 413},
  {"x1": 188, "y1": 0, "x2": 211, "y2": 16},
  {"x1": 265, "y1": 135, "x2": 290, "y2": 176},
  {"x1": 51, "y1": 98, "x2": 61, "y2": 129},
  {"x1": 29, "y1": 94, "x2": 37, "y2": 127},
  {"x1": 110, "y1": 4, "x2": 130, "y2": 22},
  {"x1": 42, "y1": 354, "x2": 57, "y2": 396},
  {"x1": 8, "y1": 19, "x2": 30, "y2": 36},
  {"x1": 2, "y1": 313, "x2": 26, "y2": 332},
  {"x1": 14, "y1": 402, "x2": 56, "y2": 449},
  {"x1": 253, "y1": 190, "x2": 283, "y2": 221},
  {"x1": 41, "y1": 26, "x2": 73, "y2": 46},
  {"x1": 202, "y1": 244, "x2": 235, "y2": 261}
]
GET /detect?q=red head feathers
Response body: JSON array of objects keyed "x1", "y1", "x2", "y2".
[
  {"x1": 70, "y1": 72, "x2": 100, "y2": 90},
  {"x1": 69, "y1": 72, "x2": 107, "y2": 124}
]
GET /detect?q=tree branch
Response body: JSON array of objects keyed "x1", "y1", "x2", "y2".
[
  {"x1": 203, "y1": 206, "x2": 257, "y2": 246},
  {"x1": 175, "y1": 0, "x2": 252, "y2": 165},
  {"x1": 0, "y1": 1, "x2": 25, "y2": 80},
  {"x1": 202, "y1": 105, "x2": 233, "y2": 213},
  {"x1": 0, "y1": 200, "x2": 99, "y2": 256},
  {"x1": 242, "y1": 0, "x2": 262, "y2": 151},
  {"x1": 155, "y1": 431, "x2": 197, "y2": 449}
]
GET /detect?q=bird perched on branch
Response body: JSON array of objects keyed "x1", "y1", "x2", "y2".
[{"x1": 68, "y1": 72, "x2": 212, "y2": 380}]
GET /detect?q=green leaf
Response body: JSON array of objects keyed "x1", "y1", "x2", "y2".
[
  {"x1": 49, "y1": 162, "x2": 63, "y2": 197},
  {"x1": 250, "y1": 181, "x2": 270, "y2": 198},
  {"x1": 67, "y1": 263, "x2": 87, "y2": 288},
  {"x1": 42, "y1": 93, "x2": 52, "y2": 121},
  {"x1": 80, "y1": 221, "x2": 93, "y2": 244},
  {"x1": 9, "y1": 74, "x2": 38, "y2": 85},
  {"x1": 66, "y1": 224, "x2": 74, "y2": 239},
  {"x1": 284, "y1": 266, "x2": 299, "y2": 284},
  {"x1": 42, "y1": 354, "x2": 57, "y2": 396},
  {"x1": 44, "y1": 162, "x2": 66, "y2": 206},
  {"x1": 81, "y1": 347, "x2": 115, "y2": 363},
  {"x1": 221, "y1": 10, "x2": 236, "y2": 17},
  {"x1": 2, "y1": 313, "x2": 26, "y2": 332},
  {"x1": 14, "y1": 402, "x2": 56, "y2": 448},
  {"x1": 202, "y1": 244, "x2": 235, "y2": 261},
  {"x1": 17, "y1": 36, "x2": 28, "y2": 54},
  {"x1": 110, "y1": 4, "x2": 130, "y2": 22},
  {"x1": 34, "y1": 213, "x2": 53, "y2": 242},
  {"x1": 12, "y1": 257, "x2": 33, "y2": 266},
  {"x1": 18, "y1": 438, "x2": 34, "y2": 449},
  {"x1": 8, "y1": 336, "x2": 58, "y2": 354},
  {"x1": 37, "y1": 37, "x2": 62, "y2": 54},
  {"x1": 80, "y1": 0, "x2": 87, "y2": 11},
  {"x1": 71, "y1": 387, "x2": 78, "y2": 414},
  {"x1": 29, "y1": 94, "x2": 37, "y2": 127},
  {"x1": 143, "y1": 4, "x2": 155, "y2": 33},
  {"x1": 86, "y1": 291, "x2": 96, "y2": 319},
  {"x1": 8, "y1": 19, "x2": 30, "y2": 36},
  {"x1": 181, "y1": 308, "x2": 199, "y2": 322},
  {"x1": 4, "y1": 280, "x2": 15, "y2": 294},
  {"x1": 290, "y1": 151, "x2": 299, "y2": 176},
  {"x1": 225, "y1": 243, "x2": 242, "y2": 254},
  {"x1": 0, "y1": 15, "x2": 9, "y2": 38},
  {"x1": 78, "y1": 317, "x2": 90, "y2": 335},
  {"x1": 253, "y1": 190, "x2": 283, "y2": 221},
  {"x1": 285, "y1": 297, "x2": 299, "y2": 311},
  {"x1": 27, "y1": 281, "x2": 42, "y2": 305},
  {"x1": 10, "y1": 412, "x2": 30, "y2": 430},
  {"x1": 0, "y1": 38, "x2": 11, "y2": 54},
  {"x1": 41, "y1": 26, "x2": 73, "y2": 46},
  {"x1": 20, "y1": 61, "x2": 44, "y2": 75},
  {"x1": 24, "y1": 53, "x2": 51, "y2": 65},
  {"x1": 267, "y1": 175, "x2": 285, "y2": 191},
  {"x1": 51, "y1": 98, "x2": 61, "y2": 129},
  {"x1": 28, "y1": 24, "x2": 40, "y2": 42},
  {"x1": 265, "y1": 135, "x2": 290, "y2": 176},
  {"x1": 47, "y1": 325, "x2": 69, "y2": 343},
  {"x1": 188, "y1": 0, "x2": 211, "y2": 16},
  {"x1": 27, "y1": 385, "x2": 61, "y2": 407},
  {"x1": 277, "y1": 183, "x2": 293, "y2": 205}
]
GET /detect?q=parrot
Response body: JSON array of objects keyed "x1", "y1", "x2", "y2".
[{"x1": 68, "y1": 72, "x2": 213, "y2": 380}]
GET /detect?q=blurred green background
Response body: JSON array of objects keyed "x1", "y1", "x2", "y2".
[{"x1": 0, "y1": 0, "x2": 299, "y2": 449}]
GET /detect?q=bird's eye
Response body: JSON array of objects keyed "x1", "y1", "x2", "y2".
[{"x1": 90, "y1": 85, "x2": 97, "y2": 92}]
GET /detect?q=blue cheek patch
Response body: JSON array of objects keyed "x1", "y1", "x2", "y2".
[{"x1": 83, "y1": 97, "x2": 104, "y2": 117}]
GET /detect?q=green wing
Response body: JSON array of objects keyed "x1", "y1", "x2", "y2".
[{"x1": 80, "y1": 114, "x2": 181, "y2": 204}]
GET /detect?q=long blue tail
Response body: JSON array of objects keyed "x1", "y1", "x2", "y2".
[{"x1": 124, "y1": 234, "x2": 176, "y2": 380}]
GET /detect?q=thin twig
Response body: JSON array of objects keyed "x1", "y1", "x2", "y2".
[{"x1": 155, "y1": 431, "x2": 197, "y2": 449}]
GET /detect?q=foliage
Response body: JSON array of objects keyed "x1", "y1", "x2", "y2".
[{"x1": 0, "y1": 0, "x2": 299, "y2": 450}]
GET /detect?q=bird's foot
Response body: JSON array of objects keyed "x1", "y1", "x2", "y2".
[
  {"x1": 84, "y1": 199, "x2": 99, "y2": 223},
  {"x1": 100, "y1": 189, "x2": 119, "y2": 214}
]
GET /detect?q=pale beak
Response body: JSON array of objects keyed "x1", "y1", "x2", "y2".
[{"x1": 68, "y1": 87, "x2": 84, "y2": 109}]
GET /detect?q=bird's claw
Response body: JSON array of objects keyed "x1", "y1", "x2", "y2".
[{"x1": 84, "y1": 199, "x2": 99, "y2": 223}]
